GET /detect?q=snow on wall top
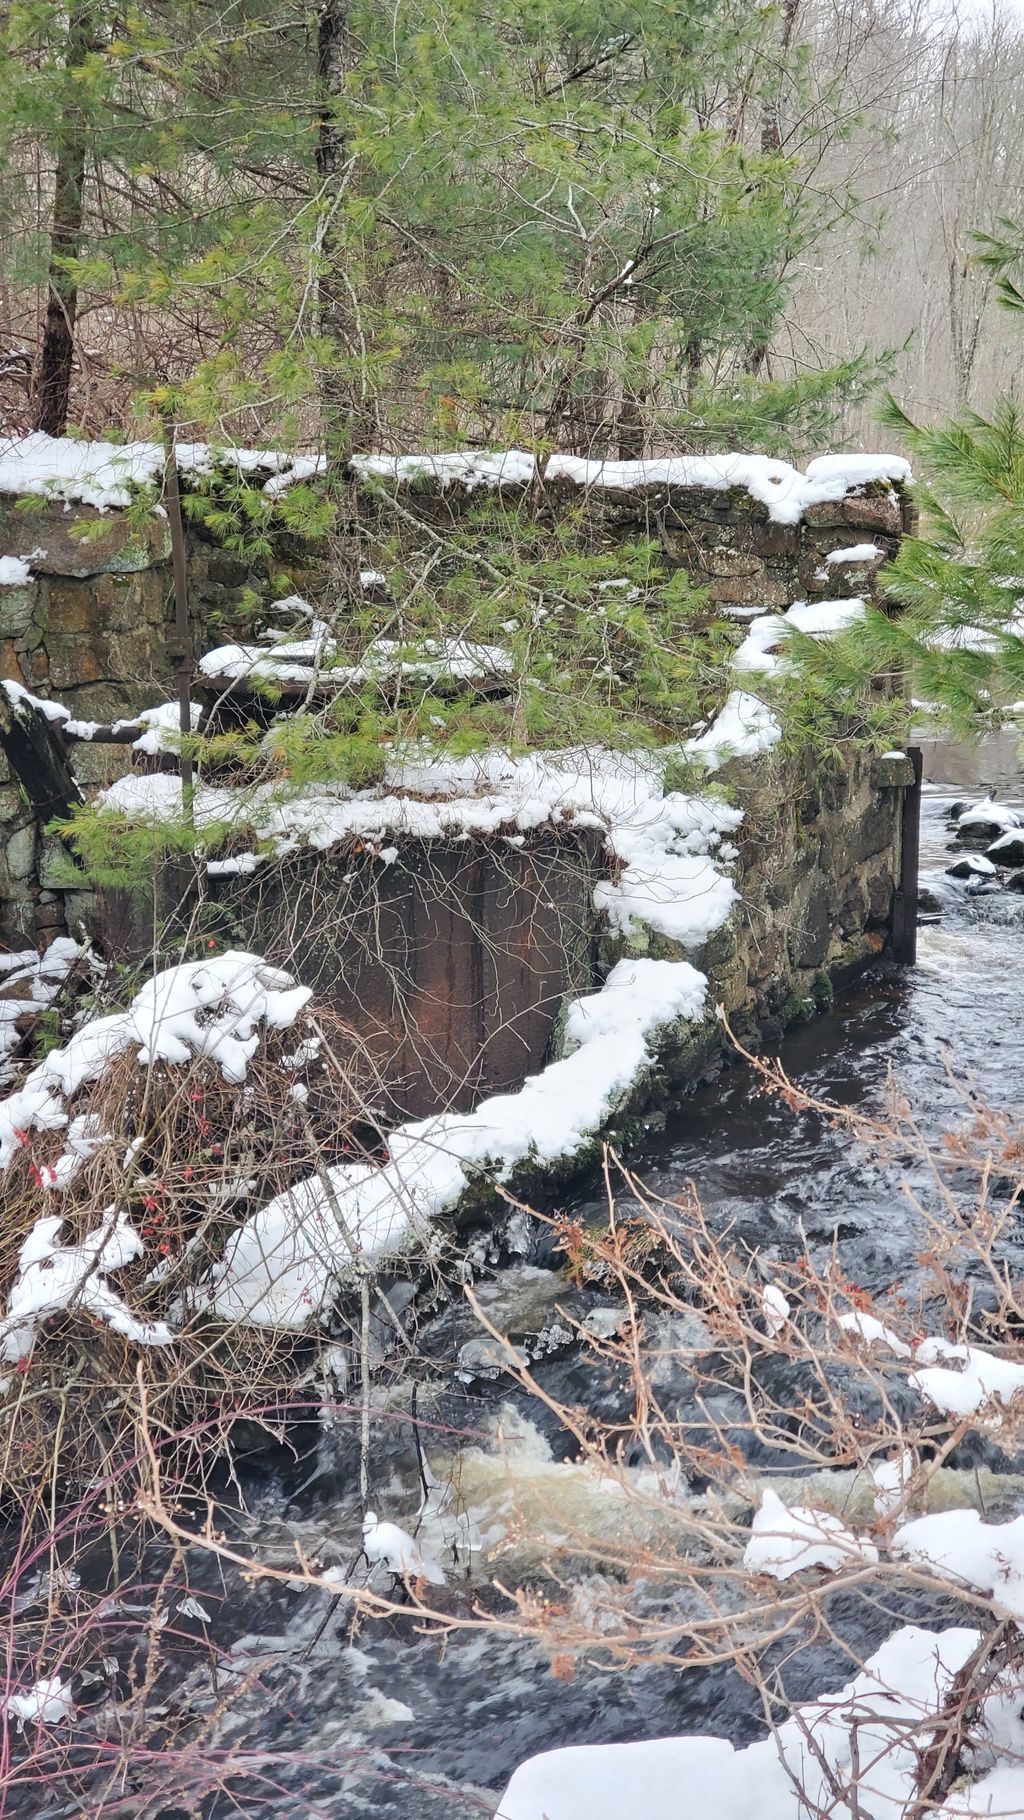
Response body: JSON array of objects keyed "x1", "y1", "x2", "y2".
[
  {"x1": 0, "y1": 433, "x2": 911, "y2": 525},
  {"x1": 97, "y1": 748, "x2": 742, "y2": 951}
]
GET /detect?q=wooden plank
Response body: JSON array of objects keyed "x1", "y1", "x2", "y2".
[{"x1": 0, "y1": 690, "x2": 83, "y2": 825}]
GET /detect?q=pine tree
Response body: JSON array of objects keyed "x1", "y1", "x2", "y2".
[
  {"x1": 0, "y1": 0, "x2": 886, "y2": 458},
  {"x1": 794, "y1": 223, "x2": 1024, "y2": 743}
]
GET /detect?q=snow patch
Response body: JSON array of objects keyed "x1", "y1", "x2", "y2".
[
  {"x1": 760, "y1": 1285, "x2": 790, "y2": 1337},
  {"x1": 0, "y1": 1208, "x2": 172, "y2": 1364},
  {"x1": 894, "y1": 1508, "x2": 1024, "y2": 1620},
  {"x1": 0, "y1": 951, "x2": 309, "y2": 1168},
  {"x1": 958, "y1": 801, "x2": 1021, "y2": 836},
  {"x1": 0, "y1": 937, "x2": 82, "y2": 1082},
  {"x1": 118, "y1": 700, "x2": 201, "y2": 755},
  {"x1": 0, "y1": 434, "x2": 911, "y2": 523},
  {"x1": 910, "y1": 1340, "x2": 1024, "y2": 1420},
  {"x1": 497, "y1": 1625, "x2": 982, "y2": 1820},
  {"x1": 198, "y1": 955, "x2": 709, "y2": 1328},
  {"x1": 1, "y1": 679, "x2": 71, "y2": 724},
  {"x1": 100, "y1": 749, "x2": 742, "y2": 952},
  {"x1": 743, "y1": 1487, "x2": 879, "y2": 1580},
  {"x1": 685, "y1": 689, "x2": 781, "y2": 771},
  {"x1": 825, "y1": 542, "x2": 881, "y2": 564}
]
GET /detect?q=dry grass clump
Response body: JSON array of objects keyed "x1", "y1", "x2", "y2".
[{"x1": 0, "y1": 1000, "x2": 383, "y2": 1515}]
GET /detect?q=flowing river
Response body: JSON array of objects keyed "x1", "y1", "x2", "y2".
[{"x1": 27, "y1": 747, "x2": 1024, "y2": 1820}]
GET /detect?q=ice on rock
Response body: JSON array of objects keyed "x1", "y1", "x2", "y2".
[
  {"x1": 946, "y1": 854, "x2": 997, "y2": 879},
  {"x1": 958, "y1": 800, "x2": 1021, "y2": 836},
  {"x1": 743, "y1": 1487, "x2": 879, "y2": 1580},
  {"x1": 362, "y1": 1511, "x2": 445, "y2": 1586},
  {"x1": 5, "y1": 1675, "x2": 74, "y2": 1728}
]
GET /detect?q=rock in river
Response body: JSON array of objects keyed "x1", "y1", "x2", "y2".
[
  {"x1": 986, "y1": 830, "x2": 1024, "y2": 867},
  {"x1": 946, "y1": 853, "x2": 997, "y2": 881}
]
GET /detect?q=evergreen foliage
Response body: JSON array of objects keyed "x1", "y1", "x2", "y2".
[
  {"x1": 0, "y1": 0, "x2": 885, "y2": 457},
  {"x1": 0, "y1": 1, "x2": 907, "y2": 888},
  {"x1": 794, "y1": 220, "x2": 1024, "y2": 743}
]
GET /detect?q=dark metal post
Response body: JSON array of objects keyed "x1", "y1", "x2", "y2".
[
  {"x1": 162, "y1": 428, "x2": 195, "y2": 825},
  {"x1": 891, "y1": 744, "x2": 923, "y2": 964}
]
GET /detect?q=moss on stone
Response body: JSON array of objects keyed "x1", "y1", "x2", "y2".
[{"x1": 812, "y1": 969, "x2": 834, "y2": 1012}]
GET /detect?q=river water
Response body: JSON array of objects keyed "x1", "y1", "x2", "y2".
[
  {"x1": 132, "y1": 749, "x2": 1015, "y2": 1820},
  {"x1": 26, "y1": 753, "x2": 1024, "y2": 1820}
]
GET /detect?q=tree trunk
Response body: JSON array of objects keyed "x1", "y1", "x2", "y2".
[
  {"x1": 32, "y1": 5, "x2": 96, "y2": 437},
  {"x1": 685, "y1": 333, "x2": 701, "y2": 408},
  {"x1": 743, "y1": 0, "x2": 800, "y2": 379},
  {"x1": 0, "y1": 691, "x2": 83, "y2": 831},
  {"x1": 616, "y1": 385, "x2": 648, "y2": 461},
  {"x1": 316, "y1": 0, "x2": 372, "y2": 476},
  {"x1": 759, "y1": 0, "x2": 800, "y2": 160}
]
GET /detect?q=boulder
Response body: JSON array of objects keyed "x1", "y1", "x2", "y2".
[
  {"x1": 946, "y1": 854, "x2": 997, "y2": 880},
  {"x1": 1005, "y1": 869, "x2": 1024, "y2": 894},
  {"x1": 956, "y1": 799, "x2": 1021, "y2": 850},
  {"x1": 986, "y1": 831, "x2": 1024, "y2": 867}
]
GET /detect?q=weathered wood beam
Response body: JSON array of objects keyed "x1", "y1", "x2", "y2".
[
  {"x1": 61, "y1": 722, "x2": 146, "y2": 745},
  {"x1": 0, "y1": 691, "x2": 83, "y2": 825}
]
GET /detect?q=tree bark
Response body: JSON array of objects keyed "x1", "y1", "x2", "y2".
[
  {"x1": 316, "y1": 0, "x2": 371, "y2": 476},
  {"x1": 32, "y1": 5, "x2": 97, "y2": 437},
  {"x1": 743, "y1": 0, "x2": 800, "y2": 379},
  {"x1": 616, "y1": 385, "x2": 648, "y2": 461}
]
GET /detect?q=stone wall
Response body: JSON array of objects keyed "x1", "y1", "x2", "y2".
[
  {"x1": 0, "y1": 464, "x2": 915, "y2": 1044},
  {"x1": 0, "y1": 499, "x2": 277, "y2": 940},
  {"x1": 363, "y1": 469, "x2": 916, "y2": 612},
  {"x1": 677, "y1": 742, "x2": 911, "y2": 1038},
  {"x1": 184, "y1": 745, "x2": 910, "y2": 1124}
]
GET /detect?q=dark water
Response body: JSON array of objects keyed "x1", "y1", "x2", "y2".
[
  {"x1": 144, "y1": 767, "x2": 1022, "y2": 1820},
  {"x1": 28, "y1": 761, "x2": 1024, "y2": 1819}
]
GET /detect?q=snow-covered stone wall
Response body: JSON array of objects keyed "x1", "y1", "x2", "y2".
[
  {"x1": 193, "y1": 744, "x2": 911, "y2": 1127},
  {"x1": 0, "y1": 439, "x2": 914, "y2": 1017}
]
